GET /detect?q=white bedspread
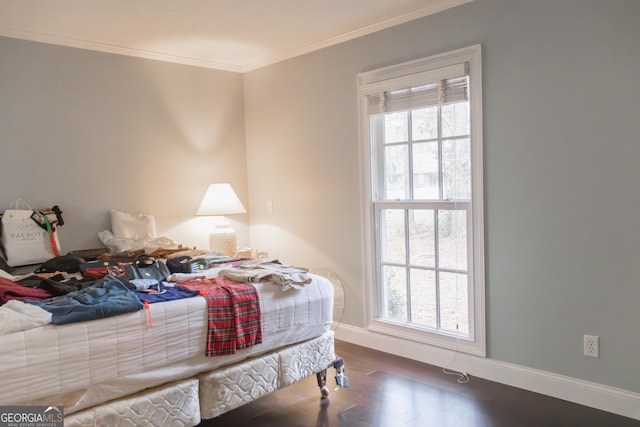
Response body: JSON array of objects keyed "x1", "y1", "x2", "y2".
[
  {"x1": 0, "y1": 274, "x2": 333, "y2": 408},
  {"x1": 0, "y1": 300, "x2": 51, "y2": 334}
]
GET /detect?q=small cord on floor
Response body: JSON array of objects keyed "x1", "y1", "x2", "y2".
[{"x1": 442, "y1": 367, "x2": 470, "y2": 384}]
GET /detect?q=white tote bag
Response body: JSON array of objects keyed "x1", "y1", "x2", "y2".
[{"x1": 0, "y1": 200, "x2": 61, "y2": 267}]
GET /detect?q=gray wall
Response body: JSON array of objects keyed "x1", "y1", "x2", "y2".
[
  {"x1": 0, "y1": 37, "x2": 249, "y2": 251},
  {"x1": 244, "y1": 0, "x2": 640, "y2": 392}
]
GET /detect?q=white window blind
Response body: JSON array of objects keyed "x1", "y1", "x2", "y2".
[{"x1": 365, "y1": 63, "x2": 469, "y2": 115}]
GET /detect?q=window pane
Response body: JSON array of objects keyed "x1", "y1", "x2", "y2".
[
  {"x1": 442, "y1": 101, "x2": 470, "y2": 137},
  {"x1": 412, "y1": 142, "x2": 439, "y2": 199},
  {"x1": 412, "y1": 106, "x2": 438, "y2": 140},
  {"x1": 409, "y1": 209, "x2": 435, "y2": 267},
  {"x1": 383, "y1": 265, "x2": 407, "y2": 321},
  {"x1": 409, "y1": 268, "x2": 436, "y2": 328},
  {"x1": 438, "y1": 210, "x2": 468, "y2": 271},
  {"x1": 442, "y1": 138, "x2": 471, "y2": 200},
  {"x1": 382, "y1": 209, "x2": 405, "y2": 264},
  {"x1": 384, "y1": 111, "x2": 408, "y2": 143},
  {"x1": 440, "y1": 272, "x2": 468, "y2": 334},
  {"x1": 385, "y1": 145, "x2": 409, "y2": 199}
]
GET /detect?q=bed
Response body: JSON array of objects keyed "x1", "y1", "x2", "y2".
[{"x1": 0, "y1": 272, "x2": 336, "y2": 426}]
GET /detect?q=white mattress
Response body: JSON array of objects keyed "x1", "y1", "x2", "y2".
[
  {"x1": 0, "y1": 274, "x2": 333, "y2": 410},
  {"x1": 62, "y1": 330, "x2": 336, "y2": 425}
]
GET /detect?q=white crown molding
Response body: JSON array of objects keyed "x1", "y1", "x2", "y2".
[
  {"x1": 242, "y1": 0, "x2": 474, "y2": 72},
  {"x1": 0, "y1": 0, "x2": 473, "y2": 73},
  {"x1": 334, "y1": 324, "x2": 640, "y2": 421},
  {"x1": 0, "y1": 26, "x2": 244, "y2": 73}
]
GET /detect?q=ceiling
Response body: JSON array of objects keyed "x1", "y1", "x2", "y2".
[{"x1": 0, "y1": 0, "x2": 471, "y2": 73}]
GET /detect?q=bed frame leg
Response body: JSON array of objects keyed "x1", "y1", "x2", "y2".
[{"x1": 316, "y1": 369, "x2": 329, "y2": 398}]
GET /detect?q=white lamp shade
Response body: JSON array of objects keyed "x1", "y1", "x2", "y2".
[{"x1": 196, "y1": 183, "x2": 246, "y2": 216}]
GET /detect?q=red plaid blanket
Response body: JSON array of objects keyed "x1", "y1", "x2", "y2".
[{"x1": 177, "y1": 276, "x2": 262, "y2": 356}]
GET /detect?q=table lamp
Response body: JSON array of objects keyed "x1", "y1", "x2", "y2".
[{"x1": 196, "y1": 183, "x2": 246, "y2": 255}]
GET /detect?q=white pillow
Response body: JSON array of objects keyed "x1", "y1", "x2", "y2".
[
  {"x1": 98, "y1": 230, "x2": 177, "y2": 253},
  {"x1": 110, "y1": 210, "x2": 157, "y2": 240}
]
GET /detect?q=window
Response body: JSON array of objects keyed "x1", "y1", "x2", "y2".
[{"x1": 358, "y1": 45, "x2": 485, "y2": 356}]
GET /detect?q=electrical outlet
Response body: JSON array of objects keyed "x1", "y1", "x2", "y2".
[{"x1": 584, "y1": 335, "x2": 599, "y2": 358}]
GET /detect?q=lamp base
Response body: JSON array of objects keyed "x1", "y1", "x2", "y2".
[{"x1": 209, "y1": 224, "x2": 237, "y2": 256}]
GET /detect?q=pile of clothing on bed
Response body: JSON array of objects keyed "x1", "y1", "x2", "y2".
[{"x1": 0, "y1": 250, "x2": 314, "y2": 356}]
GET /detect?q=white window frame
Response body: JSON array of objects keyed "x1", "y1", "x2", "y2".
[{"x1": 358, "y1": 45, "x2": 485, "y2": 356}]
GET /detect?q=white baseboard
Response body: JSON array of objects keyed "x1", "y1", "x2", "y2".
[{"x1": 333, "y1": 324, "x2": 640, "y2": 421}]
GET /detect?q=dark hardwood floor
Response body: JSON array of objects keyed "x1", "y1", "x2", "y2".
[{"x1": 199, "y1": 340, "x2": 639, "y2": 427}]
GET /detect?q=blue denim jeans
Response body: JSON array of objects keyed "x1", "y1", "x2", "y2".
[{"x1": 28, "y1": 276, "x2": 142, "y2": 325}]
